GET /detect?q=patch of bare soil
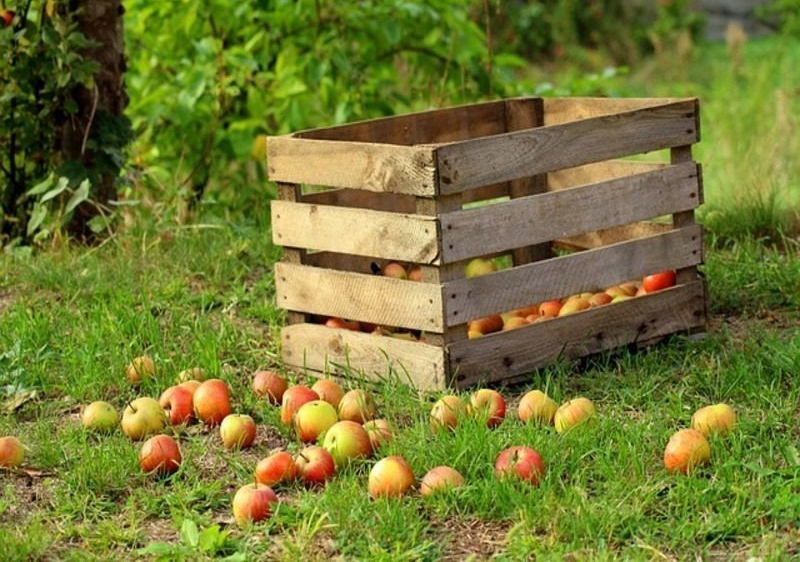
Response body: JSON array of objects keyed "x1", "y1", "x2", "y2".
[
  {"x1": 0, "y1": 289, "x2": 17, "y2": 314},
  {"x1": 430, "y1": 516, "x2": 512, "y2": 561},
  {"x1": 0, "y1": 469, "x2": 57, "y2": 524}
]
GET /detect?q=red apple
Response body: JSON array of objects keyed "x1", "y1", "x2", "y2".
[
  {"x1": 295, "y1": 445, "x2": 336, "y2": 486},
  {"x1": 691, "y1": 403, "x2": 737, "y2": 436},
  {"x1": 220, "y1": 414, "x2": 257, "y2": 450},
  {"x1": 325, "y1": 317, "x2": 361, "y2": 331},
  {"x1": 338, "y1": 389, "x2": 377, "y2": 424},
  {"x1": 664, "y1": 428, "x2": 711, "y2": 474},
  {"x1": 420, "y1": 466, "x2": 464, "y2": 496},
  {"x1": 363, "y1": 419, "x2": 393, "y2": 451},
  {"x1": 193, "y1": 379, "x2": 232, "y2": 426},
  {"x1": 518, "y1": 390, "x2": 558, "y2": 425},
  {"x1": 255, "y1": 451, "x2": 298, "y2": 487},
  {"x1": 554, "y1": 397, "x2": 596, "y2": 434},
  {"x1": 0, "y1": 436, "x2": 24, "y2": 468},
  {"x1": 322, "y1": 420, "x2": 372, "y2": 466},
  {"x1": 294, "y1": 400, "x2": 339, "y2": 443},
  {"x1": 430, "y1": 395, "x2": 467, "y2": 431},
  {"x1": 368, "y1": 456, "x2": 415, "y2": 498},
  {"x1": 139, "y1": 434, "x2": 182, "y2": 476},
  {"x1": 159, "y1": 386, "x2": 194, "y2": 425},
  {"x1": 311, "y1": 379, "x2": 345, "y2": 409},
  {"x1": 538, "y1": 300, "x2": 563, "y2": 318},
  {"x1": 81, "y1": 401, "x2": 119, "y2": 432},
  {"x1": 280, "y1": 385, "x2": 319, "y2": 425},
  {"x1": 470, "y1": 389, "x2": 506, "y2": 428},
  {"x1": 494, "y1": 446, "x2": 545, "y2": 486},
  {"x1": 252, "y1": 370, "x2": 288, "y2": 405},
  {"x1": 121, "y1": 397, "x2": 166, "y2": 441},
  {"x1": 467, "y1": 315, "x2": 504, "y2": 336},
  {"x1": 232, "y1": 483, "x2": 278, "y2": 526},
  {"x1": 382, "y1": 262, "x2": 408, "y2": 280},
  {"x1": 126, "y1": 355, "x2": 156, "y2": 385},
  {"x1": 408, "y1": 266, "x2": 423, "y2": 281},
  {"x1": 643, "y1": 270, "x2": 677, "y2": 293}
]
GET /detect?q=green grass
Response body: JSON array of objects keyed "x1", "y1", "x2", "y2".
[{"x1": 2, "y1": 34, "x2": 800, "y2": 561}]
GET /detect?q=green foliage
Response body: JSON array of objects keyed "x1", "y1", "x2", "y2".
[
  {"x1": 758, "y1": 0, "x2": 800, "y2": 35},
  {"x1": 137, "y1": 519, "x2": 244, "y2": 560}
]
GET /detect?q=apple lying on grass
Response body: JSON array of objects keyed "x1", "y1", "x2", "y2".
[
  {"x1": 311, "y1": 379, "x2": 345, "y2": 409},
  {"x1": 159, "y1": 386, "x2": 194, "y2": 425},
  {"x1": 255, "y1": 451, "x2": 298, "y2": 487},
  {"x1": 294, "y1": 400, "x2": 338, "y2": 443},
  {"x1": 554, "y1": 397, "x2": 596, "y2": 434},
  {"x1": 470, "y1": 389, "x2": 506, "y2": 428},
  {"x1": 420, "y1": 466, "x2": 464, "y2": 496},
  {"x1": 0, "y1": 436, "x2": 25, "y2": 468},
  {"x1": 220, "y1": 414, "x2": 257, "y2": 450},
  {"x1": 691, "y1": 403, "x2": 737, "y2": 436},
  {"x1": 126, "y1": 355, "x2": 156, "y2": 385},
  {"x1": 81, "y1": 401, "x2": 119, "y2": 432},
  {"x1": 368, "y1": 456, "x2": 415, "y2": 498},
  {"x1": 430, "y1": 395, "x2": 467, "y2": 432},
  {"x1": 177, "y1": 367, "x2": 206, "y2": 383},
  {"x1": 295, "y1": 445, "x2": 336, "y2": 486},
  {"x1": 664, "y1": 428, "x2": 711, "y2": 474},
  {"x1": 139, "y1": 434, "x2": 182, "y2": 476},
  {"x1": 252, "y1": 370, "x2": 288, "y2": 405},
  {"x1": 281, "y1": 385, "x2": 320, "y2": 425},
  {"x1": 122, "y1": 397, "x2": 166, "y2": 441},
  {"x1": 322, "y1": 420, "x2": 372, "y2": 467},
  {"x1": 338, "y1": 389, "x2": 377, "y2": 424},
  {"x1": 363, "y1": 419, "x2": 394, "y2": 451},
  {"x1": 232, "y1": 483, "x2": 279, "y2": 526},
  {"x1": 494, "y1": 446, "x2": 545, "y2": 486},
  {"x1": 193, "y1": 379, "x2": 232, "y2": 426},
  {"x1": 518, "y1": 390, "x2": 558, "y2": 425}
]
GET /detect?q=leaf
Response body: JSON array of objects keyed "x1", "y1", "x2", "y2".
[
  {"x1": 180, "y1": 519, "x2": 199, "y2": 548},
  {"x1": 136, "y1": 542, "x2": 174, "y2": 557},
  {"x1": 4, "y1": 389, "x2": 37, "y2": 413},
  {"x1": 197, "y1": 524, "x2": 223, "y2": 553},
  {"x1": 26, "y1": 204, "x2": 48, "y2": 236},
  {"x1": 26, "y1": 175, "x2": 54, "y2": 196},
  {"x1": 65, "y1": 179, "x2": 91, "y2": 214},
  {"x1": 40, "y1": 177, "x2": 70, "y2": 203},
  {"x1": 221, "y1": 553, "x2": 247, "y2": 562}
]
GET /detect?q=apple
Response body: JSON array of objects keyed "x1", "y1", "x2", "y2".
[
  {"x1": 691, "y1": 403, "x2": 737, "y2": 436},
  {"x1": 635, "y1": 286, "x2": 648, "y2": 296},
  {"x1": 408, "y1": 266, "x2": 424, "y2": 281},
  {"x1": 420, "y1": 466, "x2": 464, "y2": 496},
  {"x1": 382, "y1": 262, "x2": 408, "y2": 280},
  {"x1": 643, "y1": 270, "x2": 677, "y2": 293},
  {"x1": 494, "y1": 446, "x2": 545, "y2": 485},
  {"x1": 1, "y1": 9, "x2": 15, "y2": 27},
  {"x1": 252, "y1": 370, "x2": 288, "y2": 405},
  {"x1": 0, "y1": 436, "x2": 24, "y2": 468},
  {"x1": 232, "y1": 483, "x2": 279, "y2": 526},
  {"x1": 325, "y1": 317, "x2": 360, "y2": 331},
  {"x1": 611, "y1": 294, "x2": 634, "y2": 303},
  {"x1": 322, "y1": 420, "x2": 372, "y2": 466},
  {"x1": 255, "y1": 451, "x2": 298, "y2": 486},
  {"x1": 539, "y1": 300, "x2": 563, "y2": 318},
  {"x1": 470, "y1": 389, "x2": 506, "y2": 428},
  {"x1": 159, "y1": 386, "x2": 194, "y2": 425},
  {"x1": 220, "y1": 414, "x2": 257, "y2": 450},
  {"x1": 465, "y1": 258, "x2": 497, "y2": 278},
  {"x1": 280, "y1": 385, "x2": 319, "y2": 425},
  {"x1": 178, "y1": 379, "x2": 202, "y2": 396},
  {"x1": 554, "y1": 397, "x2": 596, "y2": 434},
  {"x1": 467, "y1": 315, "x2": 504, "y2": 336},
  {"x1": 368, "y1": 456, "x2": 415, "y2": 498},
  {"x1": 363, "y1": 419, "x2": 393, "y2": 451},
  {"x1": 139, "y1": 434, "x2": 182, "y2": 476},
  {"x1": 126, "y1": 355, "x2": 156, "y2": 385},
  {"x1": 664, "y1": 428, "x2": 711, "y2": 474},
  {"x1": 295, "y1": 445, "x2": 336, "y2": 486},
  {"x1": 338, "y1": 389, "x2": 377, "y2": 424},
  {"x1": 588, "y1": 292, "x2": 612, "y2": 306},
  {"x1": 294, "y1": 400, "x2": 339, "y2": 443},
  {"x1": 558, "y1": 298, "x2": 590, "y2": 316},
  {"x1": 518, "y1": 390, "x2": 558, "y2": 425},
  {"x1": 311, "y1": 379, "x2": 345, "y2": 409},
  {"x1": 605, "y1": 283, "x2": 637, "y2": 298},
  {"x1": 177, "y1": 367, "x2": 207, "y2": 383},
  {"x1": 430, "y1": 395, "x2": 467, "y2": 431},
  {"x1": 468, "y1": 329, "x2": 484, "y2": 339},
  {"x1": 121, "y1": 397, "x2": 166, "y2": 441},
  {"x1": 81, "y1": 401, "x2": 119, "y2": 432},
  {"x1": 193, "y1": 379, "x2": 232, "y2": 426},
  {"x1": 502, "y1": 316, "x2": 529, "y2": 331}
]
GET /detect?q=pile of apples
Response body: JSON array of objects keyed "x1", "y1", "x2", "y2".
[{"x1": 664, "y1": 403, "x2": 737, "y2": 474}]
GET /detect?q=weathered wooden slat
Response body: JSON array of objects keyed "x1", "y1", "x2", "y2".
[
  {"x1": 435, "y1": 100, "x2": 699, "y2": 193},
  {"x1": 275, "y1": 263, "x2": 444, "y2": 332},
  {"x1": 302, "y1": 188, "x2": 418, "y2": 213},
  {"x1": 293, "y1": 99, "x2": 509, "y2": 145},
  {"x1": 449, "y1": 280, "x2": 707, "y2": 387},
  {"x1": 272, "y1": 201, "x2": 439, "y2": 263},
  {"x1": 543, "y1": 97, "x2": 691, "y2": 125},
  {"x1": 268, "y1": 137, "x2": 437, "y2": 195},
  {"x1": 554, "y1": 221, "x2": 672, "y2": 252},
  {"x1": 440, "y1": 162, "x2": 700, "y2": 262},
  {"x1": 444, "y1": 225, "x2": 703, "y2": 323},
  {"x1": 548, "y1": 160, "x2": 669, "y2": 191},
  {"x1": 281, "y1": 324, "x2": 447, "y2": 391}
]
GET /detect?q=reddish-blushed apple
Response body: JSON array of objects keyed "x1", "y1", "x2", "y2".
[
  {"x1": 420, "y1": 466, "x2": 464, "y2": 496},
  {"x1": 691, "y1": 403, "x2": 737, "y2": 436},
  {"x1": 470, "y1": 389, "x2": 506, "y2": 428},
  {"x1": 255, "y1": 451, "x2": 298, "y2": 486},
  {"x1": 382, "y1": 262, "x2": 408, "y2": 280},
  {"x1": 232, "y1": 483, "x2": 279, "y2": 526},
  {"x1": 368, "y1": 456, "x2": 415, "y2": 498},
  {"x1": 294, "y1": 400, "x2": 338, "y2": 443},
  {"x1": 643, "y1": 270, "x2": 677, "y2": 293},
  {"x1": 502, "y1": 316, "x2": 530, "y2": 331},
  {"x1": 193, "y1": 379, "x2": 232, "y2": 426},
  {"x1": 121, "y1": 397, "x2": 166, "y2": 441},
  {"x1": 588, "y1": 292, "x2": 613, "y2": 306},
  {"x1": 295, "y1": 445, "x2": 336, "y2": 486},
  {"x1": 539, "y1": 300, "x2": 563, "y2": 318},
  {"x1": 126, "y1": 355, "x2": 156, "y2": 385},
  {"x1": 325, "y1": 317, "x2": 361, "y2": 331},
  {"x1": 363, "y1": 419, "x2": 393, "y2": 451},
  {"x1": 220, "y1": 414, "x2": 257, "y2": 450},
  {"x1": 554, "y1": 397, "x2": 596, "y2": 434},
  {"x1": 280, "y1": 385, "x2": 319, "y2": 425},
  {"x1": 494, "y1": 446, "x2": 545, "y2": 485},
  {"x1": 311, "y1": 379, "x2": 345, "y2": 409},
  {"x1": 81, "y1": 401, "x2": 119, "y2": 432},
  {"x1": 252, "y1": 370, "x2": 288, "y2": 405},
  {"x1": 664, "y1": 428, "x2": 711, "y2": 474},
  {"x1": 408, "y1": 266, "x2": 423, "y2": 281},
  {"x1": 139, "y1": 434, "x2": 182, "y2": 476},
  {"x1": 159, "y1": 386, "x2": 194, "y2": 425},
  {"x1": 430, "y1": 395, "x2": 467, "y2": 431},
  {"x1": 338, "y1": 389, "x2": 377, "y2": 424},
  {"x1": 467, "y1": 315, "x2": 504, "y2": 336},
  {"x1": 518, "y1": 390, "x2": 558, "y2": 425},
  {"x1": 0, "y1": 436, "x2": 24, "y2": 468},
  {"x1": 322, "y1": 420, "x2": 372, "y2": 466}
]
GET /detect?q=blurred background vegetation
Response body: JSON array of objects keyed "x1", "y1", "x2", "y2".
[{"x1": 1, "y1": 0, "x2": 798, "y2": 250}]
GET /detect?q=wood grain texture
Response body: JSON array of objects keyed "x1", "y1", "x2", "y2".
[
  {"x1": 275, "y1": 262, "x2": 444, "y2": 332},
  {"x1": 554, "y1": 221, "x2": 672, "y2": 252},
  {"x1": 276, "y1": 183, "x2": 308, "y2": 326},
  {"x1": 548, "y1": 160, "x2": 669, "y2": 191},
  {"x1": 268, "y1": 136, "x2": 437, "y2": 195},
  {"x1": 449, "y1": 280, "x2": 707, "y2": 387},
  {"x1": 436, "y1": 100, "x2": 699, "y2": 193},
  {"x1": 272, "y1": 200, "x2": 439, "y2": 263},
  {"x1": 281, "y1": 324, "x2": 447, "y2": 390},
  {"x1": 543, "y1": 97, "x2": 692, "y2": 125},
  {"x1": 444, "y1": 225, "x2": 703, "y2": 323},
  {"x1": 440, "y1": 162, "x2": 700, "y2": 262}
]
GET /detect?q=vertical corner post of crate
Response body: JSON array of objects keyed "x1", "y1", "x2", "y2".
[{"x1": 274, "y1": 182, "x2": 308, "y2": 327}]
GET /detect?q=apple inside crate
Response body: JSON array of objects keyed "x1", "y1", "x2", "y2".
[{"x1": 268, "y1": 96, "x2": 707, "y2": 390}]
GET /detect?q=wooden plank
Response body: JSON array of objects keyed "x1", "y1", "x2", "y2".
[
  {"x1": 272, "y1": 200, "x2": 439, "y2": 263},
  {"x1": 435, "y1": 99, "x2": 699, "y2": 193},
  {"x1": 444, "y1": 225, "x2": 703, "y2": 323},
  {"x1": 275, "y1": 262, "x2": 444, "y2": 332},
  {"x1": 268, "y1": 136, "x2": 437, "y2": 195},
  {"x1": 543, "y1": 97, "x2": 692, "y2": 125},
  {"x1": 671, "y1": 145, "x2": 704, "y2": 287},
  {"x1": 440, "y1": 162, "x2": 700, "y2": 263},
  {"x1": 302, "y1": 188, "x2": 417, "y2": 214},
  {"x1": 449, "y1": 280, "x2": 707, "y2": 387},
  {"x1": 292, "y1": 99, "x2": 509, "y2": 145},
  {"x1": 548, "y1": 160, "x2": 669, "y2": 191},
  {"x1": 281, "y1": 324, "x2": 447, "y2": 391},
  {"x1": 276, "y1": 183, "x2": 308, "y2": 326},
  {"x1": 555, "y1": 221, "x2": 672, "y2": 252}
]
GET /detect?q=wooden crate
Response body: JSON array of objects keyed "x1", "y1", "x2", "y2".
[{"x1": 268, "y1": 97, "x2": 707, "y2": 390}]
